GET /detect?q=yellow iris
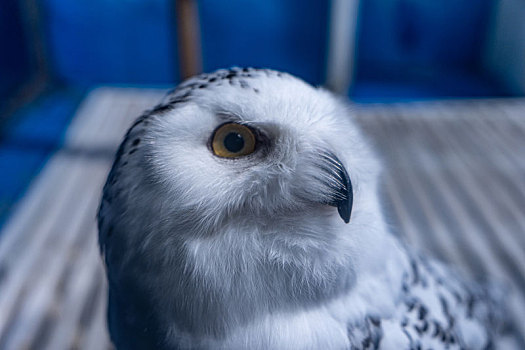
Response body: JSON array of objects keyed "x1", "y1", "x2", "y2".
[{"x1": 211, "y1": 123, "x2": 256, "y2": 158}]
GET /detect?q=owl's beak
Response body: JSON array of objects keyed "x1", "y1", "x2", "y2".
[{"x1": 319, "y1": 152, "x2": 353, "y2": 223}]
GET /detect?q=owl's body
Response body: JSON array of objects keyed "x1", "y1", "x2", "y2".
[{"x1": 98, "y1": 68, "x2": 509, "y2": 349}]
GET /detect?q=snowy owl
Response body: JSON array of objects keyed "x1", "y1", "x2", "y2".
[{"x1": 98, "y1": 68, "x2": 511, "y2": 349}]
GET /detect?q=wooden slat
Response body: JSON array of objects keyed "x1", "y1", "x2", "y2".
[
  {"x1": 40, "y1": 176, "x2": 107, "y2": 350},
  {"x1": 409, "y1": 116, "x2": 525, "y2": 281},
  {"x1": 427, "y1": 118, "x2": 525, "y2": 274},
  {"x1": 370, "y1": 114, "x2": 488, "y2": 274},
  {"x1": 0, "y1": 156, "x2": 89, "y2": 341},
  {"x1": 361, "y1": 115, "x2": 468, "y2": 268},
  {"x1": 75, "y1": 273, "x2": 111, "y2": 350},
  {"x1": 0, "y1": 157, "x2": 109, "y2": 350}
]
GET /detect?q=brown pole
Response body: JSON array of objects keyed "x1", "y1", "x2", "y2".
[{"x1": 175, "y1": 0, "x2": 203, "y2": 80}]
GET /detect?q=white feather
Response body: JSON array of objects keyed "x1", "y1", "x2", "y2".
[{"x1": 98, "y1": 68, "x2": 513, "y2": 349}]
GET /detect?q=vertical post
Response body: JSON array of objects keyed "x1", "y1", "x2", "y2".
[
  {"x1": 175, "y1": 0, "x2": 203, "y2": 80},
  {"x1": 325, "y1": 0, "x2": 360, "y2": 95}
]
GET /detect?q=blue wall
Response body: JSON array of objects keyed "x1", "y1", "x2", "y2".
[
  {"x1": 352, "y1": 0, "x2": 503, "y2": 99},
  {"x1": 199, "y1": 0, "x2": 329, "y2": 85},
  {"x1": 356, "y1": 0, "x2": 495, "y2": 80},
  {"x1": 38, "y1": 0, "x2": 329, "y2": 86},
  {"x1": 41, "y1": 0, "x2": 178, "y2": 85},
  {"x1": 1, "y1": 0, "x2": 506, "y2": 97},
  {"x1": 0, "y1": 0, "x2": 32, "y2": 103}
]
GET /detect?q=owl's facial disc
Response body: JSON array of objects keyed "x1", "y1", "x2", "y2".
[
  {"x1": 209, "y1": 122, "x2": 352, "y2": 223},
  {"x1": 318, "y1": 152, "x2": 353, "y2": 223}
]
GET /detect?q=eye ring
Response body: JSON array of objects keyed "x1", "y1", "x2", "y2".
[{"x1": 211, "y1": 123, "x2": 256, "y2": 158}]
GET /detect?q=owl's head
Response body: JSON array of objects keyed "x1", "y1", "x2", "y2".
[{"x1": 101, "y1": 68, "x2": 384, "y2": 258}]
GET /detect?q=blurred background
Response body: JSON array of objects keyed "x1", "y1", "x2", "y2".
[{"x1": 0, "y1": 0, "x2": 524, "y2": 349}]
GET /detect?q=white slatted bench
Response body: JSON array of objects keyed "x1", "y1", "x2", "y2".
[{"x1": 0, "y1": 89, "x2": 523, "y2": 349}]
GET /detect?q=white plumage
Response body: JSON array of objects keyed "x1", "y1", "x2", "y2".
[{"x1": 98, "y1": 68, "x2": 512, "y2": 349}]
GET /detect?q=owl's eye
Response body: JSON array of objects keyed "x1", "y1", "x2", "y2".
[{"x1": 211, "y1": 123, "x2": 256, "y2": 158}]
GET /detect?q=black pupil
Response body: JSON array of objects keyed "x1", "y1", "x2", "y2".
[{"x1": 223, "y1": 132, "x2": 245, "y2": 153}]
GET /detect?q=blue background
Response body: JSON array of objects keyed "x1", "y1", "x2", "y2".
[
  {"x1": 1, "y1": 0, "x2": 507, "y2": 95},
  {"x1": 0, "y1": 0, "x2": 515, "y2": 226}
]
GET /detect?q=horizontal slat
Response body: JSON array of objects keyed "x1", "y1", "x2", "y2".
[{"x1": 0, "y1": 157, "x2": 110, "y2": 350}]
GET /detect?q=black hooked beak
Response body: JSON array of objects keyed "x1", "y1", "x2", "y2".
[{"x1": 319, "y1": 152, "x2": 353, "y2": 223}]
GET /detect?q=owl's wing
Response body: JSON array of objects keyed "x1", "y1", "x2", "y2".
[{"x1": 347, "y1": 253, "x2": 511, "y2": 350}]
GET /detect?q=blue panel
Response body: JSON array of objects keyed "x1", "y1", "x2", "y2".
[
  {"x1": 199, "y1": 0, "x2": 329, "y2": 85},
  {"x1": 38, "y1": 0, "x2": 328, "y2": 86},
  {"x1": 41, "y1": 0, "x2": 178, "y2": 85},
  {"x1": 356, "y1": 0, "x2": 495, "y2": 70},
  {"x1": 352, "y1": 0, "x2": 504, "y2": 100},
  {"x1": 0, "y1": 0, "x2": 32, "y2": 101},
  {"x1": 352, "y1": 71, "x2": 509, "y2": 103}
]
